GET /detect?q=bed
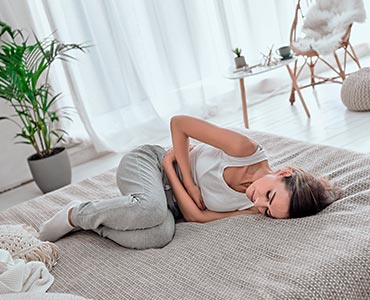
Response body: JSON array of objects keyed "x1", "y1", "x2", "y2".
[{"x1": 1, "y1": 130, "x2": 370, "y2": 300}]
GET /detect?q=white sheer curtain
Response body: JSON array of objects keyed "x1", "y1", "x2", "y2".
[{"x1": 3, "y1": 0, "x2": 311, "y2": 152}]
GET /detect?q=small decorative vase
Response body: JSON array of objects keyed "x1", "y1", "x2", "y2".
[
  {"x1": 27, "y1": 147, "x2": 72, "y2": 193},
  {"x1": 235, "y1": 56, "x2": 247, "y2": 68}
]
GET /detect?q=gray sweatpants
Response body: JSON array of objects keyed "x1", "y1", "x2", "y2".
[{"x1": 70, "y1": 145, "x2": 179, "y2": 250}]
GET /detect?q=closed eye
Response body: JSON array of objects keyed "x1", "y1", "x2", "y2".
[
  {"x1": 265, "y1": 209, "x2": 276, "y2": 219},
  {"x1": 267, "y1": 191, "x2": 276, "y2": 206},
  {"x1": 265, "y1": 191, "x2": 271, "y2": 217}
]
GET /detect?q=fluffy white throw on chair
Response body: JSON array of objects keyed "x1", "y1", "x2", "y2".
[
  {"x1": 293, "y1": 0, "x2": 366, "y2": 55},
  {"x1": 0, "y1": 250, "x2": 54, "y2": 294}
]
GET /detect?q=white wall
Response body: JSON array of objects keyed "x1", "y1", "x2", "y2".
[
  {"x1": 0, "y1": 0, "x2": 39, "y2": 191},
  {"x1": 1, "y1": 103, "x2": 35, "y2": 191}
]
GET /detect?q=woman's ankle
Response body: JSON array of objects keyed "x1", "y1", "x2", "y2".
[{"x1": 68, "y1": 208, "x2": 75, "y2": 227}]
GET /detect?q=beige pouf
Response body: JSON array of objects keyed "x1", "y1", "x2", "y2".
[{"x1": 341, "y1": 67, "x2": 370, "y2": 111}]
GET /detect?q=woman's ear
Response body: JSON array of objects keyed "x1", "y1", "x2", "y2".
[{"x1": 277, "y1": 168, "x2": 292, "y2": 178}]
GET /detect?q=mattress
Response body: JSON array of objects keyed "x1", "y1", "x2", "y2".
[{"x1": 1, "y1": 130, "x2": 370, "y2": 299}]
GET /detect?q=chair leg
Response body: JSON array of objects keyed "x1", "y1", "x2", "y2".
[
  {"x1": 286, "y1": 65, "x2": 311, "y2": 118},
  {"x1": 289, "y1": 60, "x2": 298, "y2": 105},
  {"x1": 309, "y1": 61, "x2": 315, "y2": 89},
  {"x1": 333, "y1": 51, "x2": 346, "y2": 81},
  {"x1": 348, "y1": 43, "x2": 361, "y2": 69},
  {"x1": 289, "y1": 85, "x2": 296, "y2": 105}
]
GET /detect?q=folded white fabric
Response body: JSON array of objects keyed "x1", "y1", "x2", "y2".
[
  {"x1": 0, "y1": 293, "x2": 91, "y2": 300},
  {"x1": 0, "y1": 250, "x2": 54, "y2": 294}
]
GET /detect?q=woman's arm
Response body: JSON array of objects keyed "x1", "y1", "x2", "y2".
[
  {"x1": 170, "y1": 115, "x2": 258, "y2": 190},
  {"x1": 162, "y1": 151, "x2": 259, "y2": 223}
]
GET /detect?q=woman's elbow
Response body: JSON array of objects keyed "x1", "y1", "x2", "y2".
[
  {"x1": 183, "y1": 211, "x2": 205, "y2": 223},
  {"x1": 170, "y1": 115, "x2": 182, "y2": 127},
  {"x1": 183, "y1": 213, "x2": 196, "y2": 222}
]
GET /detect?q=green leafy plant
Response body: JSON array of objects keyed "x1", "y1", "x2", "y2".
[
  {"x1": 0, "y1": 21, "x2": 87, "y2": 159},
  {"x1": 232, "y1": 48, "x2": 242, "y2": 57}
]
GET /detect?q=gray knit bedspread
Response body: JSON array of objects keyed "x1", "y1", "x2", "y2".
[{"x1": 1, "y1": 130, "x2": 370, "y2": 300}]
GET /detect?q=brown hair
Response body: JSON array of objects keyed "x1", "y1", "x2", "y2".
[{"x1": 283, "y1": 166, "x2": 340, "y2": 218}]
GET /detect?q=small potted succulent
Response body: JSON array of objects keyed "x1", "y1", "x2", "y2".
[
  {"x1": 232, "y1": 48, "x2": 248, "y2": 69},
  {"x1": 0, "y1": 21, "x2": 87, "y2": 193}
]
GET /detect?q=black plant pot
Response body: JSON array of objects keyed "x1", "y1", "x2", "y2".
[{"x1": 27, "y1": 147, "x2": 72, "y2": 193}]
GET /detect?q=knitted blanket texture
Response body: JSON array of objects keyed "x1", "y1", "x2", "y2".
[{"x1": 1, "y1": 130, "x2": 370, "y2": 300}]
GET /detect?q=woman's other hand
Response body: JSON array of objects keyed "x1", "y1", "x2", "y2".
[
  {"x1": 163, "y1": 145, "x2": 195, "y2": 167},
  {"x1": 186, "y1": 183, "x2": 206, "y2": 210},
  {"x1": 163, "y1": 145, "x2": 205, "y2": 209},
  {"x1": 163, "y1": 148, "x2": 176, "y2": 166}
]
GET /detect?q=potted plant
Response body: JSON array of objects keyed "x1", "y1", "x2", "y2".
[
  {"x1": 0, "y1": 21, "x2": 87, "y2": 193},
  {"x1": 232, "y1": 47, "x2": 248, "y2": 69}
]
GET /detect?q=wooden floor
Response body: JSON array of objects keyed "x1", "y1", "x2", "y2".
[
  {"x1": 1, "y1": 60, "x2": 370, "y2": 210},
  {"x1": 219, "y1": 81, "x2": 370, "y2": 153}
]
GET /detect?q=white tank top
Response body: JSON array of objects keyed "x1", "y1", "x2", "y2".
[{"x1": 189, "y1": 143, "x2": 267, "y2": 212}]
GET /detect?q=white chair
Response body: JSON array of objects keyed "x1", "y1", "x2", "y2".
[{"x1": 289, "y1": 0, "x2": 366, "y2": 104}]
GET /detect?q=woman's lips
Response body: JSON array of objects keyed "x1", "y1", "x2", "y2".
[{"x1": 250, "y1": 190, "x2": 255, "y2": 203}]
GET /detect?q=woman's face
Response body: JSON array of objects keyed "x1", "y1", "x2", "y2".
[{"x1": 246, "y1": 169, "x2": 292, "y2": 219}]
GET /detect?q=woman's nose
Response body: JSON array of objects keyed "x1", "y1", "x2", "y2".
[
  {"x1": 254, "y1": 197, "x2": 261, "y2": 206},
  {"x1": 254, "y1": 197, "x2": 266, "y2": 208}
]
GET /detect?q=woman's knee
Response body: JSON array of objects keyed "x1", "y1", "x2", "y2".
[
  {"x1": 149, "y1": 210, "x2": 176, "y2": 249},
  {"x1": 115, "y1": 145, "x2": 165, "y2": 197},
  {"x1": 120, "y1": 145, "x2": 165, "y2": 164},
  {"x1": 132, "y1": 209, "x2": 175, "y2": 249},
  {"x1": 98, "y1": 210, "x2": 176, "y2": 250}
]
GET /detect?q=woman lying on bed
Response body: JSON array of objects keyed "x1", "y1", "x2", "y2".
[{"x1": 39, "y1": 115, "x2": 338, "y2": 249}]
